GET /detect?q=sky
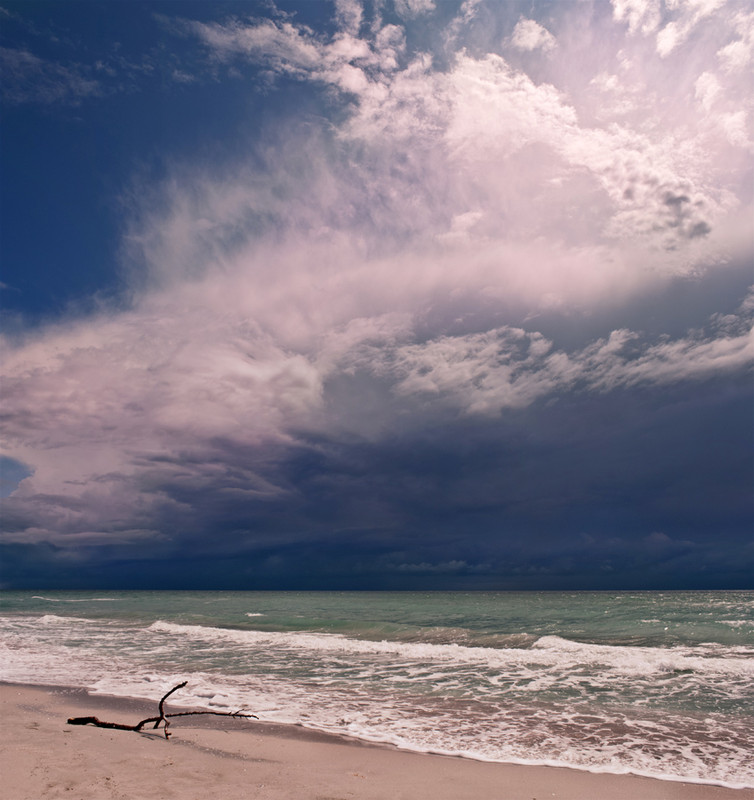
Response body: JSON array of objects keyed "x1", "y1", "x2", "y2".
[{"x1": 0, "y1": 0, "x2": 752, "y2": 590}]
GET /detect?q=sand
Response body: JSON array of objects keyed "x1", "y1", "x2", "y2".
[{"x1": 1, "y1": 683, "x2": 751, "y2": 800}]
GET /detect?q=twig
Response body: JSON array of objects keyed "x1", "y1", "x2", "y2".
[
  {"x1": 151, "y1": 680, "x2": 187, "y2": 738},
  {"x1": 67, "y1": 682, "x2": 257, "y2": 740}
]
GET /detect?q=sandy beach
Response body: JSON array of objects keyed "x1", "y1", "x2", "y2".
[{"x1": 1, "y1": 683, "x2": 751, "y2": 800}]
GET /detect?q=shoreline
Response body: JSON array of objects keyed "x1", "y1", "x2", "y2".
[{"x1": 3, "y1": 681, "x2": 752, "y2": 800}]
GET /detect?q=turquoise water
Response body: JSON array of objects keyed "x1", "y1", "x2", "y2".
[{"x1": 1, "y1": 590, "x2": 752, "y2": 787}]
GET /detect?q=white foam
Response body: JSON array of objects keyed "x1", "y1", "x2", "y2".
[
  {"x1": 148, "y1": 622, "x2": 754, "y2": 680},
  {"x1": 31, "y1": 596, "x2": 116, "y2": 602},
  {"x1": 2, "y1": 612, "x2": 753, "y2": 789},
  {"x1": 37, "y1": 614, "x2": 95, "y2": 625}
]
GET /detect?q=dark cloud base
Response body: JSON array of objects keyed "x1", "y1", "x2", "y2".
[
  {"x1": 2, "y1": 540, "x2": 751, "y2": 591},
  {"x1": 3, "y1": 379, "x2": 751, "y2": 591}
]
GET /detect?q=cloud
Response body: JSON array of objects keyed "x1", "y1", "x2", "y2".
[
  {"x1": 510, "y1": 19, "x2": 556, "y2": 52},
  {"x1": 1, "y1": 0, "x2": 752, "y2": 585},
  {"x1": 172, "y1": 3, "x2": 750, "y2": 264},
  {"x1": 612, "y1": 0, "x2": 729, "y2": 57},
  {"x1": 397, "y1": 560, "x2": 489, "y2": 573},
  {"x1": 346, "y1": 299, "x2": 753, "y2": 416},
  {"x1": 2, "y1": 264, "x2": 750, "y2": 550},
  {"x1": 717, "y1": 9, "x2": 754, "y2": 72},
  {"x1": 334, "y1": 0, "x2": 364, "y2": 36},
  {"x1": 655, "y1": 0, "x2": 726, "y2": 58},
  {"x1": 394, "y1": 0, "x2": 436, "y2": 19},
  {"x1": 0, "y1": 46, "x2": 102, "y2": 105},
  {"x1": 612, "y1": 0, "x2": 662, "y2": 35}
]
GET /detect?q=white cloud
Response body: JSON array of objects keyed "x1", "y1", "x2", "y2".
[
  {"x1": 185, "y1": 18, "x2": 321, "y2": 73},
  {"x1": 181, "y1": 3, "x2": 750, "y2": 261},
  {"x1": 695, "y1": 70, "x2": 722, "y2": 111},
  {"x1": 612, "y1": 0, "x2": 662, "y2": 35},
  {"x1": 612, "y1": 0, "x2": 741, "y2": 61},
  {"x1": 351, "y1": 302, "x2": 754, "y2": 416},
  {"x1": 394, "y1": 0, "x2": 436, "y2": 19},
  {"x1": 718, "y1": 109, "x2": 749, "y2": 147},
  {"x1": 0, "y1": 298, "x2": 324, "y2": 545},
  {"x1": 510, "y1": 19, "x2": 556, "y2": 52},
  {"x1": 335, "y1": 0, "x2": 364, "y2": 36},
  {"x1": 656, "y1": 0, "x2": 726, "y2": 57},
  {"x1": 127, "y1": 1, "x2": 754, "y2": 310},
  {"x1": 717, "y1": 10, "x2": 754, "y2": 72}
]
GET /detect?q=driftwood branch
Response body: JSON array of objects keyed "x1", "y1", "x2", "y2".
[{"x1": 67, "y1": 681, "x2": 257, "y2": 740}]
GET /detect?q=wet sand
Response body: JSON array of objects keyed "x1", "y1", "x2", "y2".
[{"x1": 2, "y1": 683, "x2": 751, "y2": 800}]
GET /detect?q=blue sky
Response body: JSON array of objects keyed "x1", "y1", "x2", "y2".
[{"x1": 1, "y1": 0, "x2": 752, "y2": 589}]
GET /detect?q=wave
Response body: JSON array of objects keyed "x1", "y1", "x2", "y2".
[
  {"x1": 83, "y1": 667, "x2": 754, "y2": 791},
  {"x1": 77, "y1": 666, "x2": 754, "y2": 790},
  {"x1": 31, "y1": 595, "x2": 115, "y2": 603},
  {"x1": 150, "y1": 620, "x2": 540, "y2": 662},
  {"x1": 3, "y1": 610, "x2": 752, "y2": 789},
  {"x1": 37, "y1": 614, "x2": 96, "y2": 625},
  {"x1": 148, "y1": 622, "x2": 754, "y2": 679}
]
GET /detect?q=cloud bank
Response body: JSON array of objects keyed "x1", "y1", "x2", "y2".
[{"x1": 1, "y1": 0, "x2": 752, "y2": 588}]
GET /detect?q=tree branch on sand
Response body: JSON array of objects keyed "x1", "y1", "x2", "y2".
[{"x1": 67, "y1": 681, "x2": 257, "y2": 740}]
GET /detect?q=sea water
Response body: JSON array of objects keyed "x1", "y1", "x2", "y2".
[{"x1": 0, "y1": 590, "x2": 752, "y2": 788}]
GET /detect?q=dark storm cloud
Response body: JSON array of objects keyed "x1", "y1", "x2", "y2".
[{"x1": 3, "y1": 359, "x2": 750, "y2": 589}]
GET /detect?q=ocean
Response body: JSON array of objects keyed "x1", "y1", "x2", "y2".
[{"x1": 0, "y1": 590, "x2": 752, "y2": 789}]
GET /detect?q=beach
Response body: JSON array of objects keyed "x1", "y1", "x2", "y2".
[
  {"x1": 2, "y1": 591, "x2": 753, "y2": 790},
  {"x1": 2, "y1": 683, "x2": 751, "y2": 800}
]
